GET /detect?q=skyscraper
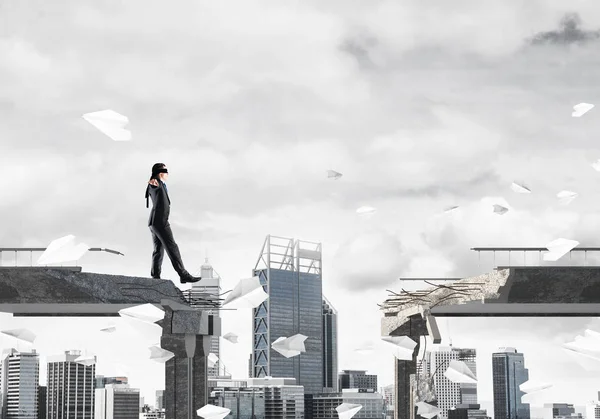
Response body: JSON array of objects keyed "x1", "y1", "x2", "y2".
[
  {"x1": 250, "y1": 235, "x2": 323, "y2": 395},
  {"x1": 420, "y1": 347, "x2": 478, "y2": 419},
  {"x1": 322, "y1": 297, "x2": 338, "y2": 393},
  {"x1": 0, "y1": 349, "x2": 39, "y2": 419},
  {"x1": 492, "y1": 347, "x2": 530, "y2": 419},
  {"x1": 47, "y1": 350, "x2": 95, "y2": 419},
  {"x1": 193, "y1": 258, "x2": 222, "y2": 377}
]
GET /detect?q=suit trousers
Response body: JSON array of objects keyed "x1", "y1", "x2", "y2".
[{"x1": 149, "y1": 222, "x2": 187, "y2": 278}]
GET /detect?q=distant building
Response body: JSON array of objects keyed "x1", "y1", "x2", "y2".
[
  {"x1": 338, "y1": 371, "x2": 377, "y2": 393},
  {"x1": 95, "y1": 384, "x2": 139, "y2": 419},
  {"x1": 95, "y1": 376, "x2": 128, "y2": 389},
  {"x1": 383, "y1": 385, "x2": 394, "y2": 419},
  {"x1": 0, "y1": 349, "x2": 39, "y2": 419},
  {"x1": 311, "y1": 389, "x2": 385, "y2": 419},
  {"x1": 208, "y1": 377, "x2": 304, "y2": 419},
  {"x1": 47, "y1": 350, "x2": 95, "y2": 419},
  {"x1": 38, "y1": 386, "x2": 47, "y2": 419},
  {"x1": 492, "y1": 348, "x2": 530, "y2": 419},
  {"x1": 448, "y1": 404, "x2": 490, "y2": 419},
  {"x1": 542, "y1": 403, "x2": 579, "y2": 419},
  {"x1": 192, "y1": 258, "x2": 222, "y2": 377},
  {"x1": 155, "y1": 391, "x2": 163, "y2": 411},
  {"x1": 140, "y1": 410, "x2": 165, "y2": 419},
  {"x1": 322, "y1": 297, "x2": 338, "y2": 393}
]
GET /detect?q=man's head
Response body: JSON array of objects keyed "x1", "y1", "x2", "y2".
[{"x1": 151, "y1": 163, "x2": 169, "y2": 182}]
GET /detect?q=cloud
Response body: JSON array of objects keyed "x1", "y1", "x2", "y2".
[{"x1": 530, "y1": 13, "x2": 600, "y2": 45}]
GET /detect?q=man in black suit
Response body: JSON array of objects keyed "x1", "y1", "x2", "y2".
[{"x1": 145, "y1": 163, "x2": 201, "y2": 284}]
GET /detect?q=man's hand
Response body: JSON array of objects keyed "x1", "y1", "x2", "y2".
[{"x1": 148, "y1": 179, "x2": 159, "y2": 187}]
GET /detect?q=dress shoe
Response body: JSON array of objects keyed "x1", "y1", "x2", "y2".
[{"x1": 180, "y1": 272, "x2": 202, "y2": 284}]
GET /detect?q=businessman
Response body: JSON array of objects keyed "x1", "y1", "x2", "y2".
[{"x1": 145, "y1": 163, "x2": 201, "y2": 284}]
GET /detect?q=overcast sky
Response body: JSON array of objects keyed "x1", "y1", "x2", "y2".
[{"x1": 3, "y1": 0, "x2": 600, "y2": 414}]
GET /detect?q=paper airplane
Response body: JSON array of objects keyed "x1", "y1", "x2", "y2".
[
  {"x1": 82, "y1": 109, "x2": 132, "y2": 141},
  {"x1": 118, "y1": 304, "x2": 164, "y2": 324},
  {"x1": 592, "y1": 159, "x2": 600, "y2": 172},
  {"x1": 543, "y1": 238, "x2": 579, "y2": 261},
  {"x1": 557, "y1": 190, "x2": 578, "y2": 205},
  {"x1": 271, "y1": 334, "x2": 308, "y2": 358},
  {"x1": 356, "y1": 206, "x2": 376, "y2": 215},
  {"x1": 510, "y1": 182, "x2": 531, "y2": 194},
  {"x1": 74, "y1": 355, "x2": 96, "y2": 366},
  {"x1": 444, "y1": 360, "x2": 477, "y2": 384},
  {"x1": 208, "y1": 353, "x2": 219, "y2": 368},
  {"x1": 572, "y1": 103, "x2": 594, "y2": 117},
  {"x1": 444, "y1": 206, "x2": 459, "y2": 213},
  {"x1": 327, "y1": 170, "x2": 343, "y2": 180},
  {"x1": 37, "y1": 235, "x2": 89, "y2": 265},
  {"x1": 381, "y1": 336, "x2": 417, "y2": 361},
  {"x1": 493, "y1": 204, "x2": 509, "y2": 215},
  {"x1": 222, "y1": 277, "x2": 269, "y2": 309},
  {"x1": 223, "y1": 333, "x2": 238, "y2": 344},
  {"x1": 336, "y1": 403, "x2": 363, "y2": 419},
  {"x1": 100, "y1": 325, "x2": 117, "y2": 333},
  {"x1": 1, "y1": 329, "x2": 36, "y2": 344},
  {"x1": 148, "y1": 345, "x2": 174, "y2": 363},
  {"x1": 196, "y1": 404, "x2": 231, "y2": 419},
  {"x1": 416, "y1": 402, "x2": 442, "y2": 419}
]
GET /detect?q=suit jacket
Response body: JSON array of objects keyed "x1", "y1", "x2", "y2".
[{"x1": 145, "y1": 179, "x2": 171, "y2": 227}]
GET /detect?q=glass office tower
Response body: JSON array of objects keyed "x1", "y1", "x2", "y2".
[
  {"x1": 492, "y1": 347, "x2": 530, "y2": 419},
  {"x1": 251, "y1": 235, "x2": 324, "y2": 395}
]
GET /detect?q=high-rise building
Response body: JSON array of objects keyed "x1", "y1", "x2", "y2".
[
  {"x1": 322, "y1": 297, "x2": 338, "y2": 393},
  {"x1": 155, "y1": 391, "x2": 163, "y2": 411},
  {"x1": 311, "y1": 389, "x2": 385, "y2": 419},
  {"x1": 338, "y1": 370, "x2": 377, "y2": 392},
  {"x1": 38, "y1": 387, "x2": 47, "y2": 419},
  {"x1": 208, "y1": 377, "x2": 304, "y2": 419},
  {"x1": 250, "y1": 235, "x2": 323, "y2": 395},
  {"x1": 0, "y1": 349, "x2": 39, "y2": 419},
  {"x1": 47, "y1": 350, "x2": 95, "y2": 419},
  {"x1": 192, "y1": 258, "x2": 222, "y2": 377},
  {"x1": 94, "y1": 384, "x2": 139, "y2": 419},
  {"x1": 419, "y1": 347, "x2": 478, "y2": 419},
  {"x1": 492, "y1": 347, "x2": 530, "y2": 419},
  {"x1": 543, "y1": 403, "x2": 578, "y2": 419},
  {"x1": 448, "y1": 404, "x2": 490, "y2": 419}
]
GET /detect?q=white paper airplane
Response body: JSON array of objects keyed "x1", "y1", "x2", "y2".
[
  {"x1": 208, "y1": 353, "x2": 219, "y2": 368},
  {"x1": 356, "y1": 206, "x2": 377, "y2": 215},
  {"x1": 271, "y1": 334, "x2": 308, "y2": 358},
  {"x1": 381, "y1": 336, "x2": 417, "y2": 361},
  {"x1": 519, "y1": 380, "x2": 553, "y2": 394},
  {"x1": 74, "y1": 355, "x2": 96, "y2": 366},
  {"x1": 336, "y1": 403, "x2": 363, "y2": 419},
  {"x1": 223, "y1": 333, "x2": 238, "y2": 344},
  {"x1": 1, "y1": 329, "x2": 36, "y2": 344},
  {"x1": 148, "y1": 345, "x2": 174, "y2": 363},
  {"x1": 82, "y1": 109, "x2": 132, "y2": 141},
  {"x1": 118, "y1": 304, "x2": 164, "y2": 324},
  {"x1": 327, "y1": 170, "x2": 343, "y2": 180},
  {"x1": 493, "y1": 204, "x2": 509, "y2": 215},
  {"x1": 416, "y1": 402, "x2": 442, "y2": 419},
  {"x1": 196, "y1": 404, "x2": 231, "y2": 419},
  {"x1": 543, "y1": 238, "x2": 579, "y2": 261},
  {"x1": 572, "y1": 103, "x2": 594, "y2": 117},
  {"x1": 557, "y1": 190, "x2": 578, "y2": 205},
  {"x1": 37, "y1": 235, "x2": 89, "y2": 265},
  {"x1": 510, "y1": 182, "x2": 531, "y2": 194},
  {"x1": 592, "y1": 159, "x2": 600, "y2": 172},
  {"x1": 222, "y1": 277, "x2": 269, "y2": 309},
  {"x1": 444, "y1": 360, "x2": 477, "y2": 384},
  {"x1": 444, "y1": 206, "x2": 459, "y2": 213}
]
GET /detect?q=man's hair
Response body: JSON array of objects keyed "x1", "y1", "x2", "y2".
[{"x1": 150, "y1": 163, "x2": 166, "y2": 179}]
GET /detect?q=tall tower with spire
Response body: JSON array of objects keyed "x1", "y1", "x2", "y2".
[{"x1": 193, "y1": 257, "x2": 222, "y2": 377}]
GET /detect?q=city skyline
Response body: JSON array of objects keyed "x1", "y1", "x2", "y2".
[{"x1": 5, "y1": 0, "x2": 600, "y2": 415}]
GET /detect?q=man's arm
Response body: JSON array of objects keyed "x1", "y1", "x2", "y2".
[{"x1": 149, "y1": 179, "x2": 159, "y2": 187}]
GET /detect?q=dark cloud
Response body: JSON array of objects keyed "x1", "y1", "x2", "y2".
[{"x1": 530, "y1": 13, "x2": 600, "y2": 45}]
